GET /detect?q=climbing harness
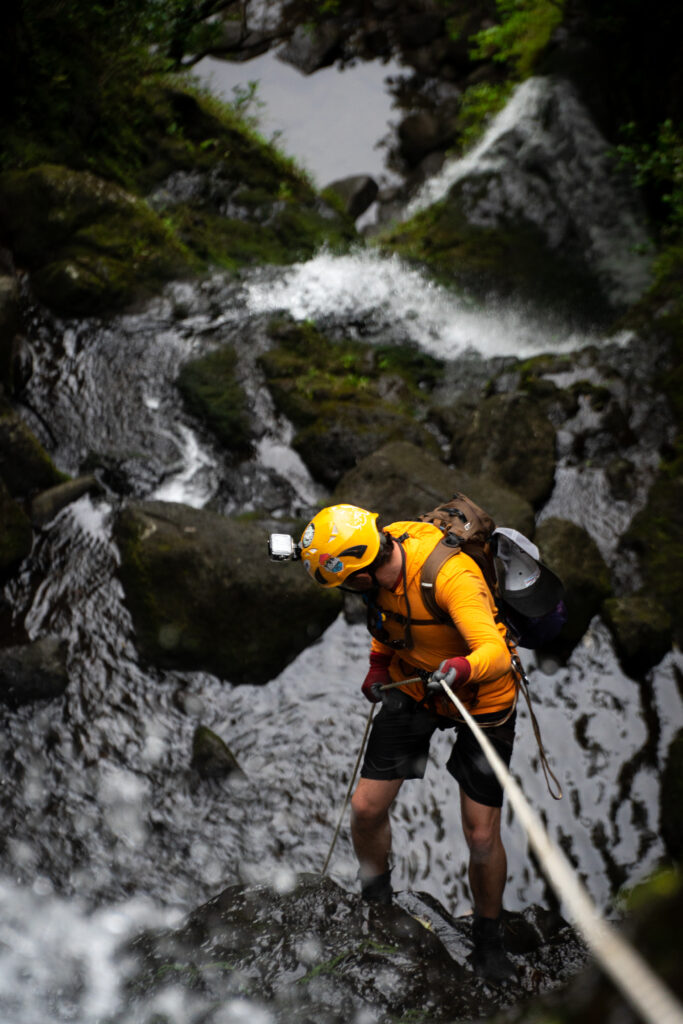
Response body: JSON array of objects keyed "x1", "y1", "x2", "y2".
[{"x1": 435, "y1": 673, "x2": 683, "y2": 1024}]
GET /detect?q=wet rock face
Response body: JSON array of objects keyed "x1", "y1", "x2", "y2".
[
  {"x1": 114, "y1": 500, "x2": 342, "y2": 684},
  {"x1": 122, "y1": 874, "x2": 587, "y2": 1024},
  {"x1": 390, "y1": 77, "x2": 653, "y2": 319}
]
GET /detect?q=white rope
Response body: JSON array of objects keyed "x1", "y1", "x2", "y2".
[{"x1": 438, "y1": 676, "x2": 683, "y2": 1024}]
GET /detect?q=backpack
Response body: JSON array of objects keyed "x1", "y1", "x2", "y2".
[{"x1": 417, "y1": 494, "x2": 566, "y2": 649}]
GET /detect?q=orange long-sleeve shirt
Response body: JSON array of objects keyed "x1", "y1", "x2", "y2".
[{"x1": 369, "y1": 521, "x2": 517, "y2": 718}]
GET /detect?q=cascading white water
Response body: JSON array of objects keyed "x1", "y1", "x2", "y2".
[{"x1": 2, "y1": 69, "x2": 681, "y2": 1024}]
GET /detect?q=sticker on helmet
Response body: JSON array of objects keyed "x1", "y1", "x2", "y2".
[
  {"x1": 320, "y1": 554, "x2": 344, "y2": 574},
  {"x1": 302, "y1": 523, "x2": 315, "y2": 547}
]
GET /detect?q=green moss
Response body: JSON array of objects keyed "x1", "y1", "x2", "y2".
[
  {"x1": 176, "y1": 346, "x2": 252, "y2": 459},
  {"x1": 0, "y1": 478, "x2": 33, "y2": 578},
  {"x1": 469, "y1": 0, "x2": 566, "y2": 79},
  {"x1": 260, "y1": 317, "x2": 442, "y2": 484}
]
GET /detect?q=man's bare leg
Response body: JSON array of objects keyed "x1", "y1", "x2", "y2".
[
  {"x1": 460, "y1": 788, "x2": 516, "y2": 981},
  {"x1": 459, "y1": 790, "x2": 507, "y2": 917},
  {"x1": 350, "y1": 777, "x2": 403, "y2": 882}
]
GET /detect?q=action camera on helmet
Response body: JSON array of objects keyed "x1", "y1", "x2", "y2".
[{"x1": 267, "y1": 533, "x2": 300, "y2": 561}]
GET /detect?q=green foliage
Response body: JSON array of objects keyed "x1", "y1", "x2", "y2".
[
  {"x1": 469, "y1": 0, "x2": 565, "y2": 78},
  {"x1": 616, "y1": 120, "x2": 683, "y2": 239},
  {"x1": 456, "y1": 81, "x2": 513, "y2": 151}
]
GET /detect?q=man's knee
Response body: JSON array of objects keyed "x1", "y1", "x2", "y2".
[
  {"x1": 461, "y1": 799, "x2": 502, "y2": 862},
  {"x1": 351, "y1": 779, "x2": 399, "y2": 829},
  {"x1": 465, "y1": 821, "x2": 502, "y2": 862}
]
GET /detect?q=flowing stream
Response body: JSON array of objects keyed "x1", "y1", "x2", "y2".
[{"x1": 2, "y1": 84, "x2": 682, "y2": 1023}]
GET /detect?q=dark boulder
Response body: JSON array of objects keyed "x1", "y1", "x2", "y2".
[
  {"x1": 446, "y1": 391, "x2": 557, "y2": 508},
  {"x1": 122, "y1": 874, "x2": 585, "y2": 1023},
  {"x1": 333, "y1": 440, "x2": 535, "y2": 535},
  {"x1": 114, "y1": 501, "x2": 342, "y2": 684},
  {"x1": 191, "y1": 725, "x2": 243, "y2": 780},
  {"x1": 0, "y1": 636, "x2": 69, "y2": 706},
  {"x1": 0, "y1": 274, "x2": 19, "y2": 391},
  {"x1": 0, "y1": 477, "x2": 33, "y2": 580},
  {"x1": 0, "y1": 406, "x2": 65, "y2": 499},
  {"x1": 534, "y1": 517, "x2": 612, "y2": 654},
  {"x1": 601, "y1": 594, "x2": 672, "y2": 679},
  {"x1": 277, "y1": 21, "x2": 344, "y2": 74},
  {"x1": 660, "y1": 728, "x2": 683, "y2": 863},
  {"x1": 620, "y1": 466, "x2": 683, "y2": 648},
  {"x1": 324, "y1": 175, "x2": 379, "y2": 220}
]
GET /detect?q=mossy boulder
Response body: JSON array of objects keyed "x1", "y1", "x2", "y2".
[
  {"x1": 601, "y1": 594, "x2": 672, "y2": 679},
  {"x1": 176, "y1": 345, "x2": 253, "y2": 459},
  {"x1": 114, "y1": 501, "x2": 342, "y2": 684},
  {"x1": 443, "y1": 391, "x2": 557, "y2": 508},
  {"x1": 260, "y1": 318, "x2": 443, "y2": 486},
  {"x1": 661, "y1": 729, "x2": 683, "y2": 863},
  {"x1": 0, "y1": 274, "x2": 19, "y2": 391},
  {"x1": 620, "y1": 463, "x2": 683, "y2": 647},
  {"x1": 0, "y1": 477, "x2": 33, "y2": 580},
  {"x1": 0, "y1": 407, "x2": 65, "y2": 498},
  {"x1": 332, "y1": 440, "x2": 535, "y2": 535},
  {"x1": 0, "y1": 164, "x2": 193, "y2": 315},
  {"x1": 533, "y1": 517, "x2": 612, "y2": 653}
]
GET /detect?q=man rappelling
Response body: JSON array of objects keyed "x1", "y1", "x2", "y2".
[{"x1": 297, "y1": 502, "x2": 528, "y2": 983}]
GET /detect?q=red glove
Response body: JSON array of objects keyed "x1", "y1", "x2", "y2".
[
  {"x1": 426, "y1": 656, "x2": 471, "y2": 694},
  {"x1": 361, "y1": 651, "x2": 392, "y2": 703}
]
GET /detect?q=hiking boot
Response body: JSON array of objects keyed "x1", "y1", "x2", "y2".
[
  {"x1": 360, "y1": 869, "x2": 393, "y2": 905},
  {"x1": 471, "y1": 913, "x2": 517, "y2": 983}
]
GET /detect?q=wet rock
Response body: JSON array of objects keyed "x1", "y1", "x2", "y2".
[
  {"x1": 384, "y1": 77, "x2": 653, "y2": 319},
  {"x1": 277, "y1": 21, "x2": 344, "y2": 74},
  {"x1": 398, "y1": 110, "x2": 446, "y2": 165},
  {"x1": 333, "y1": 439, "x2": 535, "y2": 535},
  {"x1": 0, "y1": 407, "x2": 65, "y2": 498},
  {"x1": 0, "y1": 636, "x2": 69, "y2": 706},
  {"x1": 534, "y1": 517, "x2": 612, "y2": 654},
  {"x1": 29, "y1": 474, "x2": 103, "y2": 528},
  {"x1": 0, "y1": 273, "x2": 19, "y2": 391},
  {"x1": 0, "y1": 164, "x2": 192, "y2": 316},
  {"x1": 446, "y1": 391, "x2": 557, "y2": 508},
  {"x1": 114, "y1": 501, "x2": 342, "y2": 684},
  {"x1": 660, "y1": 728, "x2": 683, "y2": 862},
  {"x1": 324, "y1": 175, "x2": 379, "y2": 219},
  {"x1": 0, "y1": 477, "x2": 33, "y2": 580},
  {"x1": 601, "y1": 594, "x2": 672, "y2": 679},
  {"x1": 191, "y1": 725, "x2": 243, "y2": 779},
  {"x1": 122, "y1": 875, "x2": 586, "y2": 1024}
]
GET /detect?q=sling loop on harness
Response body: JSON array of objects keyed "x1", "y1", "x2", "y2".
[{"x1": 510, "y1": 655, "x2": 563, "y2": 801}]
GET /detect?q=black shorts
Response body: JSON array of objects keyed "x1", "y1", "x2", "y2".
[{"x1": 360, "y1": 698, "x2": 516, "y2": 808}]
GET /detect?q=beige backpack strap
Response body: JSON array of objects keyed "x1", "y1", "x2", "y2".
[{"x1": 419, "y1": 538, "x2": 462, "y2": 622}]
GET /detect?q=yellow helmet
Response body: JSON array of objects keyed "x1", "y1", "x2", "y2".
[{"x1": 300, "y1": 504, "x2": 381, "y2": 587}]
